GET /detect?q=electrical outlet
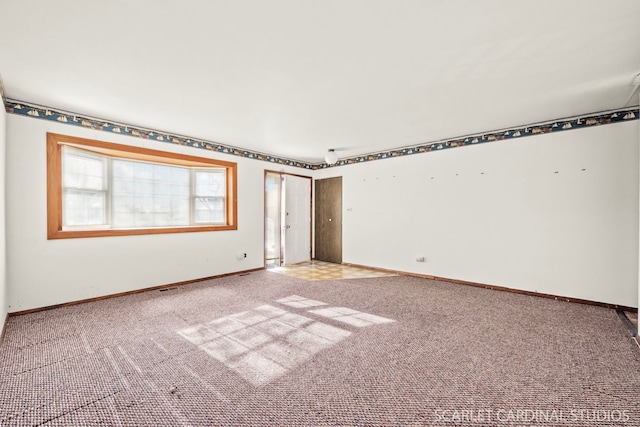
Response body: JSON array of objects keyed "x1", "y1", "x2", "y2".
[
  {"x1": 237, "y1": 253, "x2": 247, "y2": 260},
  {"x1": 416, "y1": 256, "x2": 426, "y2": 262}
]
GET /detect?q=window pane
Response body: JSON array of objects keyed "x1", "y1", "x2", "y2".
[
  {"x1": 112, "y1": 212, "x2": 134, "y2": 228},
  {"x1": 112, "y1": 160, "x2": 134, "y2": 179},
  {"x1": 171, "y1": 198, "x2": 190, "y2": 224},
  {"x1": 63, "y1": 189, "x2": 106, "y2": 226},
  {"x1": 63, "y1": 148, "x2": 105, "y2": 190},
  {"x1": 112, "y1": 159, "x2": 190, "y2": 228},
  {"x1": 134, "y1": 162, "x2": 154, "y2": 181},
  {"x1": 194, "y1": 197, "x2": 225, "y2": 223},
  {"x1": 172, "y1": 167, "x2": 190, "y2": 186},
  {"x1": 194, "y1": 169, "x2": 225, "y2": 197}
]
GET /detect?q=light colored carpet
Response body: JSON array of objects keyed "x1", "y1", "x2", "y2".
[{"x1": 1, "y1": 271, "x2": 638, "y2": 426}]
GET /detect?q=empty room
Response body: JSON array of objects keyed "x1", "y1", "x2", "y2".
[{"x1": 0, "y1": 1, "x2": 639, "y2": 426}]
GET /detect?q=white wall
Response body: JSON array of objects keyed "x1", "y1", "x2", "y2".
[
  {"x1": 5, "y1": 112, "x2": 638, "y2": 312},
  {"x1": 5, "y1": 114, "x2": 302, "y2": 312},
  {"x1": 314, "y1": 120, "x2": 640, "y2": 307},
  {"x1": 0, "y1": 103, "x2": 7, "y2": 331}
]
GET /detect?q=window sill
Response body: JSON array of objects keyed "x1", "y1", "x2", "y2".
[{"x1": 48, "y1": 224, "x2": 238, "y2": 240}]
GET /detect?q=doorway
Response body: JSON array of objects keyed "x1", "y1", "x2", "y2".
[
  {"x1": 264, "y1": 171, "x2": 312, "y2": 267},
  {"x1": 314, "y1": 177, "x2": 342, "y2": 264}
]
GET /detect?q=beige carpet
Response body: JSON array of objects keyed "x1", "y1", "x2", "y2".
[{"x1": 1, "y1": 271, "x2": 638, "y2": 426}]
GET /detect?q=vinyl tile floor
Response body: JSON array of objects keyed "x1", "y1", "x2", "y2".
[{"x1": 268, "y1": 260, "x2": 396, "y2": 281}]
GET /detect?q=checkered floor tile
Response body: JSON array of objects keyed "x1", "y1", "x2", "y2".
[{"x1": 268, "y1": 260, "x2": 396, "y2": 281}]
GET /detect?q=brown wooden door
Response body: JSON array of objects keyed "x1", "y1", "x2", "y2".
[{"x1": 314, "y1": 177, "x2": 342, "y2": 263}]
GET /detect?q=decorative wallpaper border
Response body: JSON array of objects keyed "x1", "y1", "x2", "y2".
[
  {"x1": 316, "y1": 107, "x2": 639, "y2": 169},
  {"x1": 4, "y1": 99, "x2": 312, "y2": 170},
  {"x1": 4, "y1": 98, "x2": 638, "y2": 170}
]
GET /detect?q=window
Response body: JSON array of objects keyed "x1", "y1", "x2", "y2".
[{"x1": 48, "y1": 133, "x2": 237, "y2": 239}]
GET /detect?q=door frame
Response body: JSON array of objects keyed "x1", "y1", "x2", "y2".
[{"x1": 264, "y1": 170, "x2": 313, "y2": 267}]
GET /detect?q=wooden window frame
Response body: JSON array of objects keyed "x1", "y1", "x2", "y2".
[{"x1": 47, "y1": 133, "x2": 237, "y2": 239}]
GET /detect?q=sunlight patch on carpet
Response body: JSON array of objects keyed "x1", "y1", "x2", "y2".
[
  {"x1": 309, "y1": 307, "x2": 395, "y2": 327},
  {"x1": 177, "y1": 297, "x2": 395, "y2": 386}
]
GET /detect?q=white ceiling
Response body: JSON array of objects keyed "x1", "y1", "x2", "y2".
[{"x1": 1, "y1": 0, "x2": 639, "y2": 164}]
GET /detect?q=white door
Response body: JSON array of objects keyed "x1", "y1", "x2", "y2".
[{"x1": 283, "y1": 175, "x2": 311, "y2": 265}]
